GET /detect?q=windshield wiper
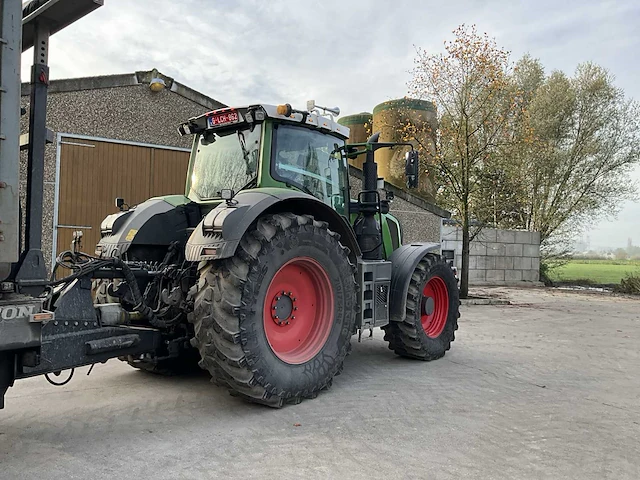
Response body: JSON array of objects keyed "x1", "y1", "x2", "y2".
[
  {"x1": 237, "y1": 176, "x2": 257, "y2": 192},
  {"x1": 237, "y1": 130, "x2": 255, "y2": 175},
  {"x1": 284, "y1": 181, "x2": 316, "y2": 198}
]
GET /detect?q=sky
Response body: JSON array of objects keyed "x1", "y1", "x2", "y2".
[{"x1": 20, "y1": 0, "x2": 640, "y2": 248}]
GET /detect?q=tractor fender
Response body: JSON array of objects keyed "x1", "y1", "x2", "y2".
[
  {"x1": 185, "y1": 189, "x2": 361, "y2": 262},
  {"x1": 388, "y1": 243, "x2": 442, "y2": 322},
  {"x1": 97, "y1": 197, "x2": 200, "y2": 259}
]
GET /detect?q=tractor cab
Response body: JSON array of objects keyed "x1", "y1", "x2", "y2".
[{"x1": 180, "y1": 104, "x2": 350, "y2": 215}]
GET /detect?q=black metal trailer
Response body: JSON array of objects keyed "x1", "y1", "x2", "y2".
[{"x1": 0, "y1": 0, "x2": 163, "y2": 408}]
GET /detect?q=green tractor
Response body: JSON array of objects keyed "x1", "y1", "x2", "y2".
[{"x1": 95, "y1": 101, "x2": 459, "y2": 406}]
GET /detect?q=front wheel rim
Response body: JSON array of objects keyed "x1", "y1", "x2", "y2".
[
  {"x1": 421, "y1": 276, "x2": 449, "y2": 338},
  {"x1": 263, "y1": 257, "x2": 335, "y2": 364}
]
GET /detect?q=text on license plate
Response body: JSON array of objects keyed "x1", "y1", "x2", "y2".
[{"x1": 207, "y1": 111, "x2": 240, "y2": 127}]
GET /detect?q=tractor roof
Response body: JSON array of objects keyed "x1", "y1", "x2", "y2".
[{"x1": 179, "y1": 104, "x2": 350, "y2": 140}]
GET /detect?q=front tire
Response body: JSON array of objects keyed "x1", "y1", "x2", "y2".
[
  {"x1": 383, "y1": 253, "x2": 459, "y2": 360},
  {"x1": 190, "y1": 213, "x2": 357, "y2": 407}
]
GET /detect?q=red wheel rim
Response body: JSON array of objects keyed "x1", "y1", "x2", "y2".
[
  {"x1": 421, "y1": 276, "x2": 449, "y2": 338},
  {"x1": 263, "y1": 257, "x2": 334, "y2": 364}
]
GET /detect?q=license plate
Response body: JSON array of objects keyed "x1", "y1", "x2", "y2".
[{"x1": 207, "y1": 111, "x2": 240, "y2": 128}]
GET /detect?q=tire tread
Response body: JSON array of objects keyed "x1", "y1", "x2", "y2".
[
  {"x1": 383, "y1": 254, "x2": 459, "y2": 360},
  {"x1": 190, "y1": 213, "x2": 357, "y2": 407}
]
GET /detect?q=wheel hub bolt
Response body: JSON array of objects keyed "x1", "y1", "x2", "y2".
[{"x1": 271, "y1": 291, "x2": 297, "y2": 326}]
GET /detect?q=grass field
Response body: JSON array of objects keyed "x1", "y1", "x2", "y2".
[{"x1": 549, "y1": 259, "x2": 640, "y2": 284}]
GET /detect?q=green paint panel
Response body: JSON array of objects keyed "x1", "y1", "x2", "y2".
[
  {"x1": 257, "y1": 121, "x2": 277, "y2": 189},
  {"x1": 381, "y1": 213, "x2": 402, "y2": 258}
]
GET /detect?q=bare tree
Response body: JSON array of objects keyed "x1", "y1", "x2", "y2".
[{"x1": 407, "y1": 25, "x2": 518, "y2": 298}]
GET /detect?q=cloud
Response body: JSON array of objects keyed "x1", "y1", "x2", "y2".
[
  {"x1": 22, "y1": 0, "x2": 640, "y2": 109},
  {"x1": 20, "y1": 0, "x2": 640, "y2": 247}
]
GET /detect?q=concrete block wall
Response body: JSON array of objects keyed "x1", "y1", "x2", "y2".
[{"x1": 441, "y1": 226, "x2": 541, "y2": 286}]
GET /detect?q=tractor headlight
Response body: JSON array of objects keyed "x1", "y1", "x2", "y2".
[{"x1": 178, "y1": 123, "x2": 192, "y2": 136}]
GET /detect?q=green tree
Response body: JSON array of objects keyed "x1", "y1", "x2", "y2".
[
  {"x1": 489, "y1": 55, "x2": 545, "y2": 229},
  {"x1": 509, "y1": 62, "x2": 640, "y2": 246},
  {"x1": 614, "y1": 248, "x2": 628, "y2": 260},
  {"x1": 397, "y1": 28, "x2": 638, "y2": 290}
]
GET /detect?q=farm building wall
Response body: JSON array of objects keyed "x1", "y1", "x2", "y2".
[{"x1": 19, "y1": 70, "x2": 224, "y2": 269}]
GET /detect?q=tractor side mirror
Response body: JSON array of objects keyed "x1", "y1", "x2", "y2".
[
  {"x1": 115, "y1": 197, "x2": 128, "y2": 211},
  {"x1": 405, "y1": 150, "x2": 419, "y2": 189}
]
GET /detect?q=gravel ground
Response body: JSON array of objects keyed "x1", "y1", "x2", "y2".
[{"x1": 1, "y1": 287, "x2": 638, "y2": 480}]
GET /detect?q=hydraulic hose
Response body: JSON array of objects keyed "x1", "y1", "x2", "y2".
[
  {"x1": 47, "y1": 252, "x2": 179, "y2": 329},
  {"x1": 112, "y1": 258, "x2": 178, "y2": 329}
]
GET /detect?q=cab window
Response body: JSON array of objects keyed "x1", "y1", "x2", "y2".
[{"x1": 272, "y1": 125, "x2": 347, "y2": 214}]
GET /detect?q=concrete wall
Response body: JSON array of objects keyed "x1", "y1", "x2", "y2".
[
  {"x1": 441, "y1": 226, "x2": 541, "y2": 286},
  {"x1": 19, "y1": 73, "x2": 223, "y2": 269}
]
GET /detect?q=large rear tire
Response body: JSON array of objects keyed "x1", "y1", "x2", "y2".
[
  {"x1": 190, "y1": 213, "x2": 357, "y2": 407},
  {"x1": 383, "y1": 253, "x2": 459, "y2": 360}
]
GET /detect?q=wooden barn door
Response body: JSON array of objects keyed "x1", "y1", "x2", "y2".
[{"x1": 54, "y1": 136, "x2": 190, "y2": 262}]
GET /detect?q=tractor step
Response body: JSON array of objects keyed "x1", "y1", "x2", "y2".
[
  {"x1": 357, "y1": 259, "x2": 392, "y2": 331},
  {"x1": 85, "y1": 334, "x2": 141, "y2": 355}
]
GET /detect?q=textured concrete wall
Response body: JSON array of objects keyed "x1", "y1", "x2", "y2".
[
  {"x1": 19, "y1": 84, "x2": 220, "y2": 268},
  {"x1": 349, "y1": 175, "x2": 442, "y2": 243},
  {"x1": 441, "y1": 226, "x2": 541, "y2": 285}
]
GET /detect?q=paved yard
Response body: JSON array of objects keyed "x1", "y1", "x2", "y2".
[{"x1": 1, "y1": 288, "x2": 638, "y2": 479}]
